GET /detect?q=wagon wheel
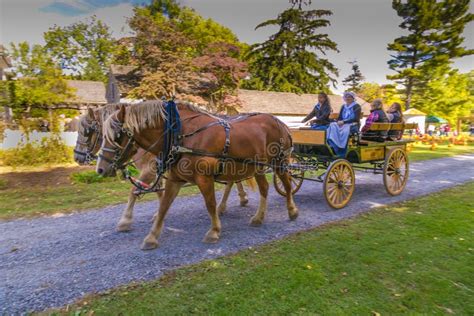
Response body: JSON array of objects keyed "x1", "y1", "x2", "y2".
[
  {"x1": 273, "y1": 157, "x2": 305, "y2": 197},
  {"x1": 323, "y1": 159, "x2": 355, "y2": 209},
  {"x1": 383, "y1": 148, "x2": 409, "y2": 196}
]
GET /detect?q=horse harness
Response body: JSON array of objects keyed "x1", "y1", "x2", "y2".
[
  {"x1": 74, "y1": 120, "x2": 101, "y2": 164},
  {"x1": 103, "y1": 100, "x2": 290, "y2": 193}
]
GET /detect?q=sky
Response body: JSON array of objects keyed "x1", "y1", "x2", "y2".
[{"x1": 0, "y1": 0, "x2": 473, "y2": 92}]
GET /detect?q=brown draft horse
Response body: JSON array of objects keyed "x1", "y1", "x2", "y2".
[
  {"x1": 74, "y1": 104, "x2": 251, "y2": 232},
  {"x1": 97, "y1": 100, "x2": 298, "y2": 250}
]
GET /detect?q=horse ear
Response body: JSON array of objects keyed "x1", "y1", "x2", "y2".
[
  {"x1": 117, "y1": 104, "x2": 126, "y2": 122},
  {"x1": 87, "y1": 108, "x2": 95, "y2": 120}
]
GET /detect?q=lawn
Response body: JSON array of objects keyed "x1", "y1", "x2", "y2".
[
  {"x1": 0, "y1": 143, "x2": 472, "y2": 220},
  {"x1": 0, "y1": 180, "x2": 203, "y2": 220},
  {"x1": 50, "y1": 182, "x2": 474, "y2": 315},
  {"x1": 408, "y1": 142, "x2": 474, "y2": 161}
]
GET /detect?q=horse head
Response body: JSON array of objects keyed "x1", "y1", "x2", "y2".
[
  {"x1": 74, "y1": 108, "x2": 101, "y2": 165},
  {"x1": 96, "y1": 105, "x2": 139, "y2": 177}
]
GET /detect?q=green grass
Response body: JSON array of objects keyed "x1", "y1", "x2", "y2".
[
  {"x1": 50, "y1": 182, "x2": 474, "y2": 315},
  {"x1": 408, "y1": 142, "x2": 474, "y2": 161},
  {"x1": 0, "y1": 180, "x2": 203, "y2": 220}
]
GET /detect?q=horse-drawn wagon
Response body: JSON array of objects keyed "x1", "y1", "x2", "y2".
[{"x1": 273, "y1": 122, "x2": 418, "y2": 209}]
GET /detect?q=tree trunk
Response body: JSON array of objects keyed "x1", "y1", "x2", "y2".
[{"x1": 405, "y1": 77, "x2": 413, "y2": 110}]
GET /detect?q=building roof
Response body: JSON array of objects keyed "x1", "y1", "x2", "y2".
[
  {"x1": 108, "y1": 64, "x2": 142, "y2": 97},
  {"x1": 0, "y1": 45, "x2": 12, "y2": 69},
  {"x1": 110, "y1": 64, "x2": 137, "y2": 76},
  {"x1": 66, "y1": 80, "x2": 107, "y2": 104},
  {"x1": 403, "y1": 108, "x2": 426, "y2": 116},
  {"x1": 237, "y1": 89, "x2": 371, "y2": 116}
]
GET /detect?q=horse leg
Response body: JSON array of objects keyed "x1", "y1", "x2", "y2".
[
  {"x1": 195, "y1": 175, "x2": 221, "y2": 243},
  {"x1": 249, "y1": 173, "x2": 269, "y2": 227},
  {"x1": 276, "y1": 170, "x2": 299, "y2": 220},
  {"x1": 217, "y1": 182, "x2": 233, "y2": 215},
  {"x1": 141, "y1": 180, "x2": 183, "y2": 250},
  {"x1": 117, "y1": 187, "x2": 138, "y2": 232},
  {"x1": 151, "y1": 177, "x2": 165, "y2": 222},
  {"x1": 236, "y1": 182, "x2": 249, "y2": 206},
  {"x1": 117, "y1": 168, "x2": 155, "y2": 231}
]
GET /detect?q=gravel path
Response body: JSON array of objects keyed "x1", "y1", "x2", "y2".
[{"x1": 1, "y1": 154, "x2": 474, "y2": 314}]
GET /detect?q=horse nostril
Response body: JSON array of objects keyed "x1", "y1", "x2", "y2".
[{"x1": 97, "y1": 168, "x2": 104, "y2": 175}]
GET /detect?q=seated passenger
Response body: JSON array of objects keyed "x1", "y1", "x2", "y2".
[
  {"x1": 325, "y1": 91, "x2": 361, "y2": 157},
  {"x1": 301, "y1": 92, "x2": 332, "y2": 130},
  {"x1": 386, "y1": 102, "x2": 404, "y2": 140},
  {"x1": 337, "y1": 91, "x2": 362, "y2": 134},
  {"x1": 361, "y1": 99, "x2": 389, "y2": 142}
]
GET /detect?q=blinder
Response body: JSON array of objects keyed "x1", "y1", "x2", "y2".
[{"x1": 74, "y1": 120, "x2": 101, "y2": 164}]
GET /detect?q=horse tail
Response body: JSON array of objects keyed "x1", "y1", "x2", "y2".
[{"x1": 245, "y1": 178, "x2": 257, "y2": 191}]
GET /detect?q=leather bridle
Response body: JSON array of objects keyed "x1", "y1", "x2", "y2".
[{"x1": 74, "y1": 121, "x2": 101, "y2": 164}]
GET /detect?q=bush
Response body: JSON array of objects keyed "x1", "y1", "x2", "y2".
[
  {"x1": 70, "y1": 170, "x2": 113, "y2": 184},
  {"x1": 0, "y1": 134, "x2": 74, "y2": 167}
]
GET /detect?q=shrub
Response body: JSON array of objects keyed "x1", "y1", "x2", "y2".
[
  {"x1": 0, "y1": 134, "x2": 74, "y2": 167},
  {"x1": 70, "y1": 170, "x2": 115, "y2": 184}
]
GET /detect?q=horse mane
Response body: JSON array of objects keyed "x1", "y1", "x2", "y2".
[
  {"x1": 96, "y1": 103, "x2": 126, "y2": 124},
  {"x1": 103, "y1": 99, "x2": 219, "y2": 146},
  {"x1": 122, "y1": 99, "x2": 219, "y2": 132}
]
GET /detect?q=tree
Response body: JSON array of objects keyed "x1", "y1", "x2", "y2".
[
  {"x1": 387, "y1": 0, "x2": 473, "y2": 109},
  {"x1": 7, "y1": 42, "x2": 73, "y2": 132},
  {"x1": 413, "y1": 70, "x2": 473, "y2": 124},
  {"x1": 126, "y1": 1, "x2": 248, "y2": 113},
  {"x1": 44, "y1": 16, "x2": 117, "y2": 82},
  {"x1": 193, "y1": 43, "x2": 248, "y2": 113},
  {"x1": 358, "y1": 82, "x2": 403, "y2": 107},
  {"x1": 243, "y1": 3, "x2": 339, "y2": 94},
  {"x1": 127, "y1": 7, "x2": 196, "y2": 99},
  {"x1": 357, "y1": 82, "x2": 383, "y2": 103},
  {"x1": 342, "y1": 60, "x2": 364, "y2": 92}
]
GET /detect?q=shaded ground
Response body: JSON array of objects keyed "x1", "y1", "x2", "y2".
[
  {"x1": 1, "y1": 154, "x2": 473, "y2": 314},
  {"x1": 0, "y1": 165, "x2": 93, "y2": 188}
]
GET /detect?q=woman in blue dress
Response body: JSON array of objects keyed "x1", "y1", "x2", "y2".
[
  {"x1": 337, "y1": 91, "x2": 362, "y2": 134},
  {"x1": 326, "y1": 91, "x2": 362, "y2": 157},
  {"x1": 301, "y1": 92, "x2": 332, "y2": 130}
]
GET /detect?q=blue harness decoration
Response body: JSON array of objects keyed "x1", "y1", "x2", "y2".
[{"x1": 157, "y1": 98, "x2": 182, "y2": 176}]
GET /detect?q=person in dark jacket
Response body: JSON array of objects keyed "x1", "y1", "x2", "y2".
[
  {"x1": 361, "y1": 99, "x2": 389, "y2": 142},
  {"x1": 302, "y1": 92, "x2": 332, "y2": 129},
  {"x1": 386, "y1": 102, "x2": 404, "y2": 140},
  {"x1": 337, "y1": 91, "x2": 362, "y2": 134}
]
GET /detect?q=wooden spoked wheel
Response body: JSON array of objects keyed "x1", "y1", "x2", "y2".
[
  {"x1": 273, "y1": 157, "x2": 305, "y2": 197},
  {"x1": 323, "y1": 159, "x2": 355, "y2": 209},
  {"x1": 383, "y1": 148, "x2": 409, "y2": 196}
]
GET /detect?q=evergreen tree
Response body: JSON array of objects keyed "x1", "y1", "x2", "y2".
[
  {"x1": 342, "y1": 60, "x2": 364, "y2": 92},
  {"x1": 243, "y1": 2, "x2": 339, "y2": 94},
  {"x1": 387, "y1": 0, "x2": 473, "y2": 109}
]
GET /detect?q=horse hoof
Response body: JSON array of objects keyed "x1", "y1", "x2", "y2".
[
  {"x1": 203, "y1": 232, "x2": 219, "y2": 244},
  {"x1": 217, "y1": 205, "x2": 226, "y2": 215},
  {"x1": 117, "y1": 221, "x2": 132, "y2": 232},
  {"x1": 289, "y1": 210, "x2": 299, "y2": 221},
  {"x1": 249, "y1": 216, "x2": 263, "y2": 227},
  {"x1": 240, "y1": 199, "x2": 249, "y2": 207},
  {"x1": 141, "y1": 235, "x2": 159, "y2": 250}
]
